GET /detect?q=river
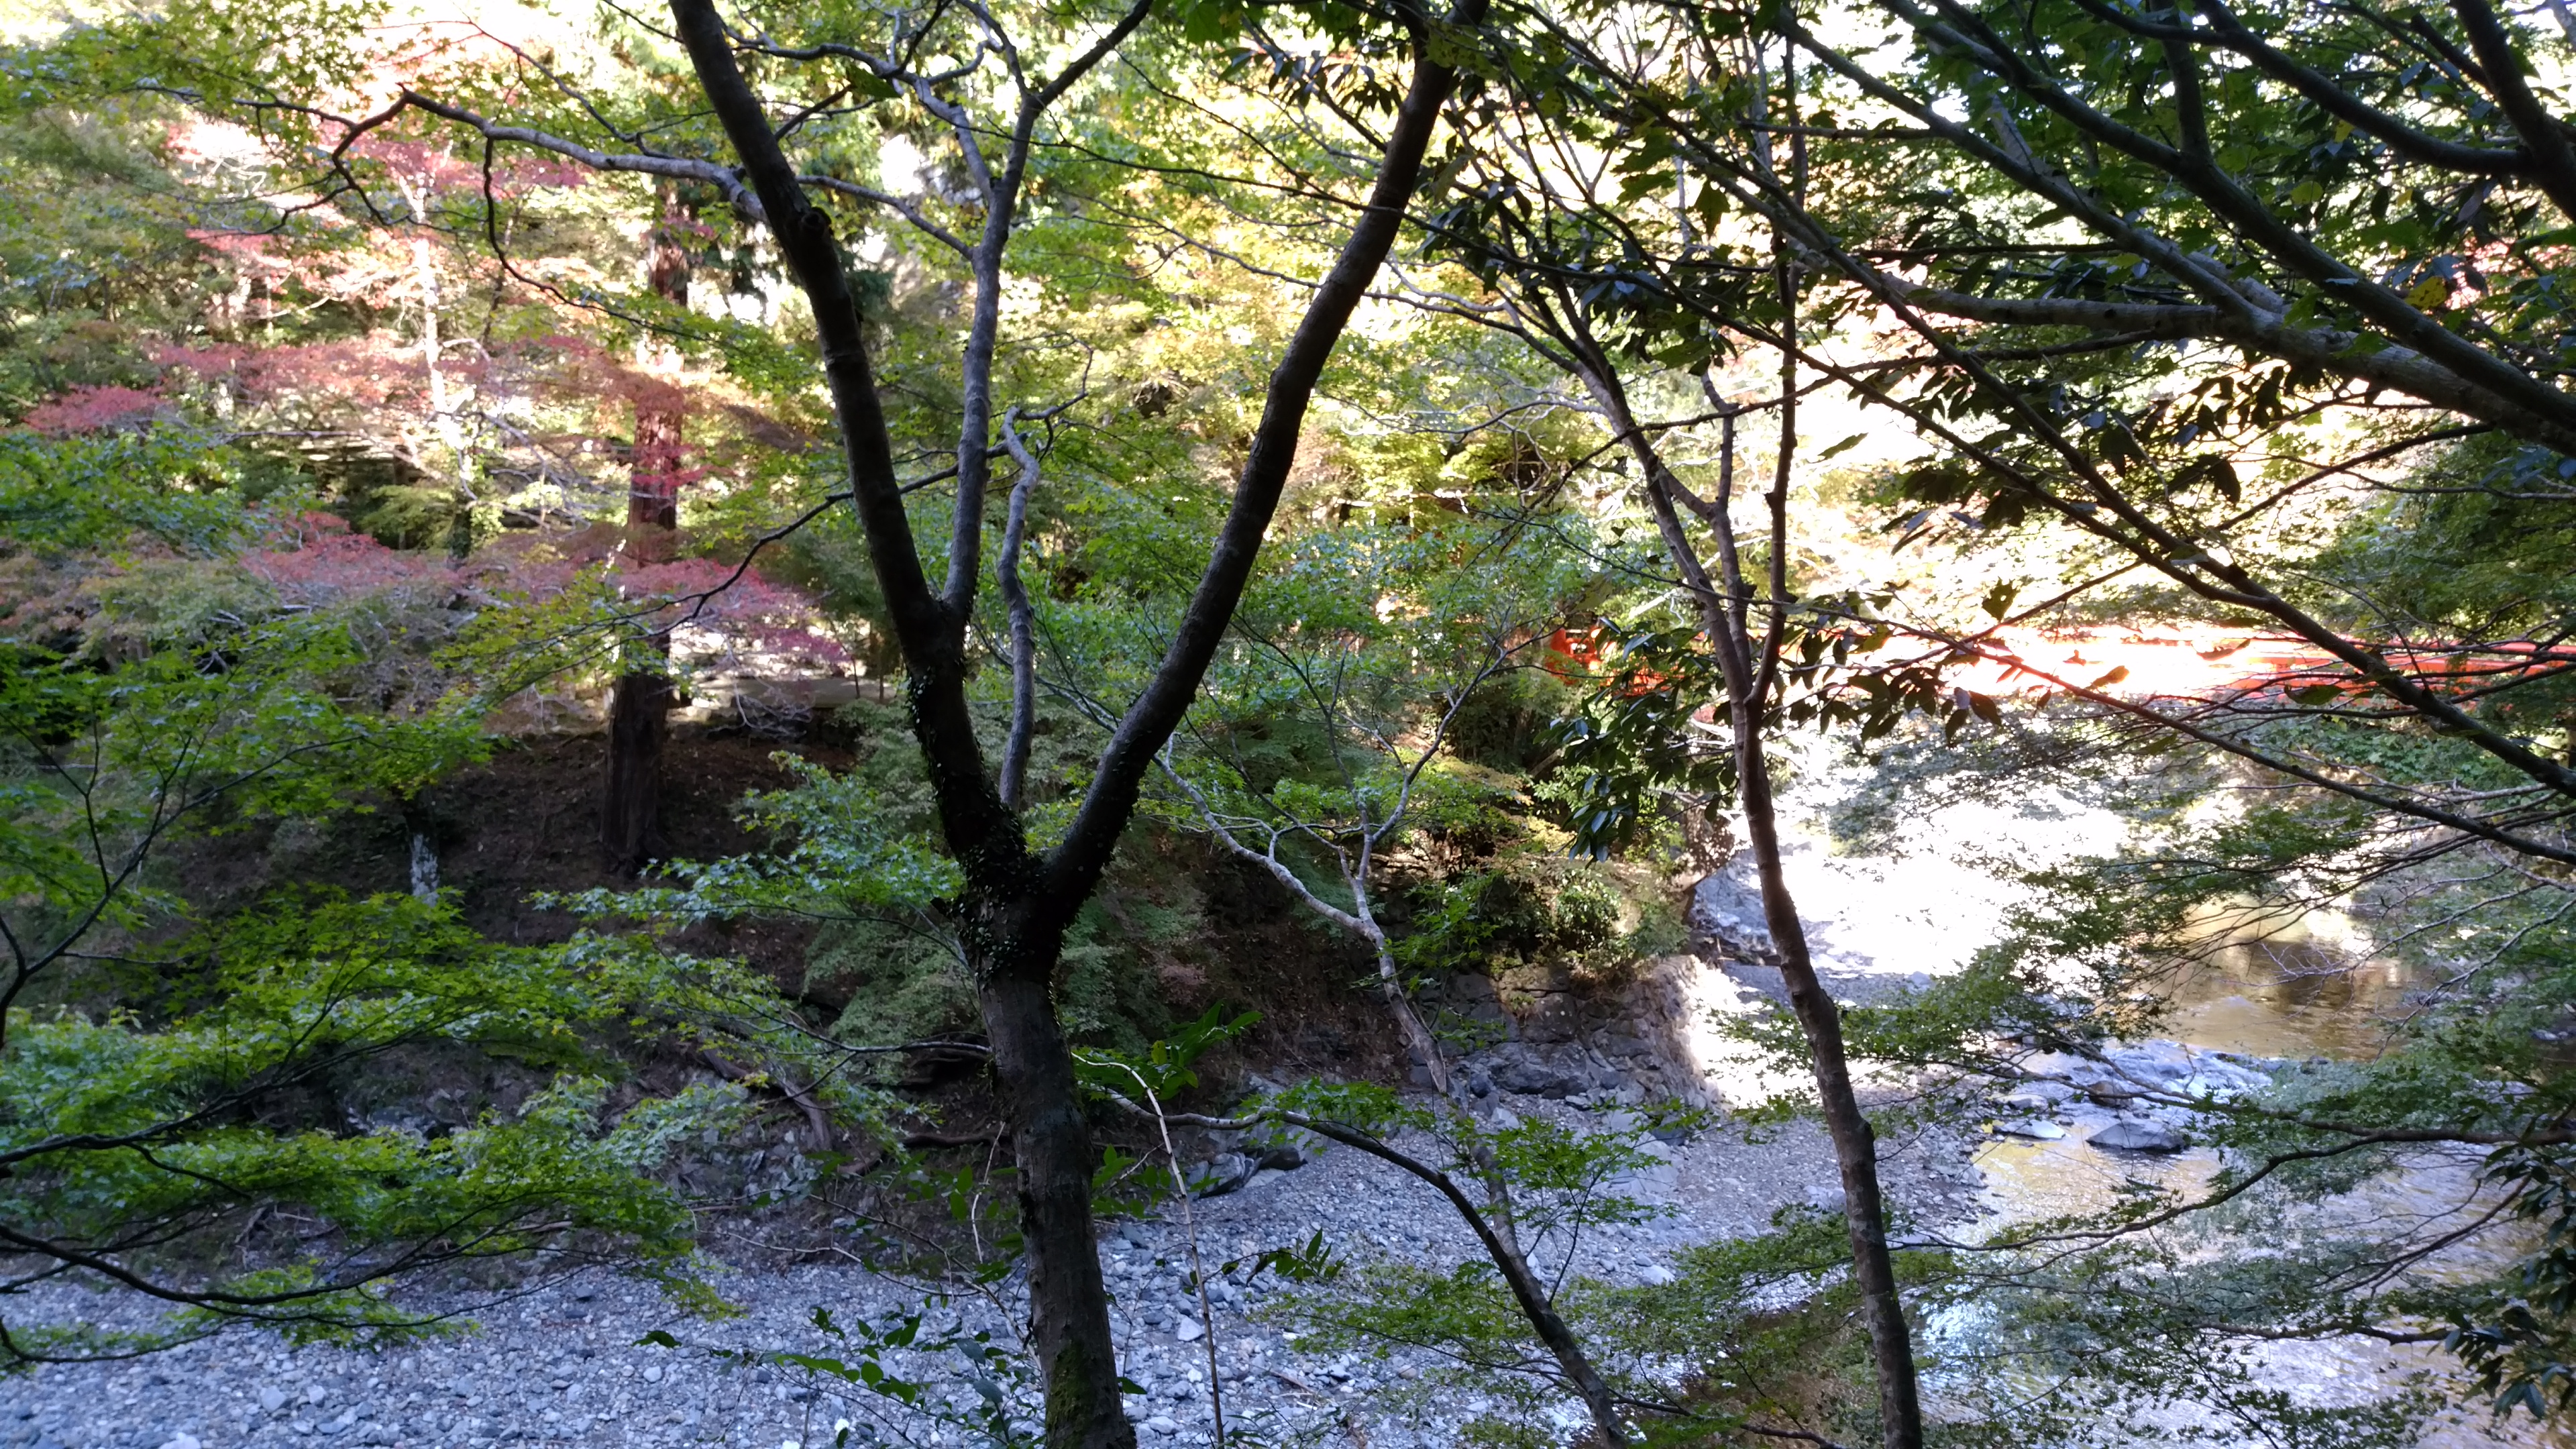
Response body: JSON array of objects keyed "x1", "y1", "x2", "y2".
[{"x1": 1700, "y1": 759, "x2": 2566, "y2": 1447}]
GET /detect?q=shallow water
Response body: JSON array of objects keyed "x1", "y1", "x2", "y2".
[
  {"x1": 2167, "y1": 936, "x2": 2432, "y2": 1061},
  {"x1": 1760, "y1": 758, "x2": 2567, "y2": 1444},
  {"x1": 1963, "y1": 945, "x2": 2561, "y2": 1447}
]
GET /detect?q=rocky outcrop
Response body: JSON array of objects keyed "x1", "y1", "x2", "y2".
[
  {"x1": 1423, "y1": 957, "x2": 1721, "y2": 1109},
  {"x1": 1994, "y1": 1041, "x2": 2275, "y2": 1157}
]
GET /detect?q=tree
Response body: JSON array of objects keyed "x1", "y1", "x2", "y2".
[
  {"x1": 1146, "y1": 520, "x2": 1574, "y2": 1092},
  {"x1": 666, "y1": 9, "x2": 1485, "y2": 1434},
  {"x1": 1375, "y1": 34, "x2": 1937, "y2": 1440},
  {"x1": 1440, "y1": 0, "x2": 2576, "y2": 1420},
  {"x1": 36, "y1": 0, "x2": 1499, "y2": 1436},
  {"x1": 1502, "y1": 0, "x2": 2576, "y2": 873},
  {"x1": 602, "y1": 188, "x2": 702, "y2": 875}
]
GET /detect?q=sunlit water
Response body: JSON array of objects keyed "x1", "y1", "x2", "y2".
[
  {"x1": 1953, "y1": 946, "x2": 2563, "y2": 1448},
  {"x1": 1729, "y1": 755, "x2": 2565, "y2": 1446}
]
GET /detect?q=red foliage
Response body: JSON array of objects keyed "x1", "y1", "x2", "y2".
[
  {"x1": 23, "y1": 385, "x2": 166, "y2": 434},
  {"x1": 237, "y1": 515, "x2": 846, "y2": 663},
  {"x1": 186, "y1": 228, "x2": 293, "y2": 276},
  {"x1": 157, "y1": 341, "x2": 417, "y2": 409},
  {"x1": 244, "y1": 513, "x2": 438, "y2": 602}
]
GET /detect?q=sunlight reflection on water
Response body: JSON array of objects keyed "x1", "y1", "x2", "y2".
[{"x1": 1953, "y1": 946, "x2": 2567, "y2": 1448}]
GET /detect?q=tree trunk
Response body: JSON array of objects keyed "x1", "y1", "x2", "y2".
[
  {"x1": 602, "y1": 197, "x2": 692, "y2": 874},
  {"x1": 975, "y1": 922, "x2": 1132, "y2": 1449},
  {"x1": 1733, "y1": 745, "x2": 1925, "y2": 1449},
  {"x1": 1575, "y1": 348, "x2": 1925, "y2": 1449},
  {"x1": 1368, "y1": 938, "x2": 1449, "y2": 1094},
  {"x1": 660, "y1": 3, "x2": 1484, "y2": 1440},
  {"x1": 602, "y1": 667, "x2": 674, "y2": 874}
]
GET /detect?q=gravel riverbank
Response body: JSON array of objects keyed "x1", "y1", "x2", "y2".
[{"x1": 3, "y1": 1099, "x2": 1984, "y2": 1449}]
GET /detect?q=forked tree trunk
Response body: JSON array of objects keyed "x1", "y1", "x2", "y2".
[
  {"x1": 663, "y1": 1, "x2": 1483, "y2": 1440},
  {"x1": 602, "y1": 197, "x2": 693, "y2": 875}
]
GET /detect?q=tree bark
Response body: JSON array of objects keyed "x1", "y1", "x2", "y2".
[
  {"x1": 1572, "y1": 343, "x2": 1925, "y2": 1449},
  {"x1": 1733, "y1": 748, "x2": 1924, "y2": 1449},
  {"x1": 661, "y1": 3, "x2": 1483, "y2": 1442},
  {"x1": 602, "y1": 195, "x2": 692, "y2": 875},
  {"x1": 976, "y1": 928, "x2": 1130, "y2": 1448}
]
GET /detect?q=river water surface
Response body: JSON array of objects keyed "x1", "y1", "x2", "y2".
[{"x1": 1727, "y1": 761, "x2": 2566, "y2": 1446}]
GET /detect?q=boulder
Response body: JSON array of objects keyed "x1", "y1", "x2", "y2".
[
  {"x1": 2089, "y1": 1118, "x2": 2188, "y2": 1153},
  {"x1": 1493, "y1": 1055, "x2": 1587, "y2": 1097},
  {"x1": 2105, "y1": 1041, "x2": 2194, "y2": 1085},
  {"x1": 1193, "y1": 1154, "x2": 1256, "y2": 1197}
]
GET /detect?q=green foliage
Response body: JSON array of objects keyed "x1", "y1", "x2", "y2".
[
  {"x1": 1544, "y1": 623, "x2": 1734, "y2": 861},
  {"x1": 0, "y1": 619, "x2": 485, "y2": 966},
  {"x1": 1071, "y1": 1004, "x2": 1256, "y2": 1105},
  {"x1": 557, "y1": 751, "x2": 963, "y2": 928},
  {"x1": 0, "y1": 429, "x2": 259, "y2": 555},
  {"x1": 1267, "y1": 1092, "x2": 1734, "y2": 1441},
  {"x1": 1, "y1": 891, "x2": 883, "y2": 1364},
  {"x1": 1397, "y1": 861, "x2": 1612, "y2": 976},
  {"x1": 641, "y1": 1301, "x2": 1038, "y2": 1448}
]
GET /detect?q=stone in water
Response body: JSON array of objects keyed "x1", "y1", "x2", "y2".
[{"x1": 2090, "y1": 1118, "x2": 2186, "y2": 1153}]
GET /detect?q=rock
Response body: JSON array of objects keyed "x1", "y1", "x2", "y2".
[
  {"x1": 158, "y1": 1436, "x2": 201, "y2": 1449},
  {"x1": 261, "y1": 1389, "x2": 291, "y2": 1413},
  {"x1": 2106, "y1": 1040, "x2": 2194, "y2": 1085},
  {"x1": 643, "y1": 1366, "x2": 665, "y2": 1384},
  {"x1": 2090, "y1": 1118, "x2": 2188, "y2": 1153},
  {"x1": 1805, "y1": 1186, "x2": 1848, "y2": 1216},
  {"x1": 322, "y1": 1409, "x2": 359, "y2": 1436},
  {"x1": 1195, "y1": 1154, "x2": 1256, "y2": 1197},
  {"x1": 1174, "y1": 1318, "x2": 1205, "y2": 1343},
  {"x1": 1143, "y1": 1416, "x2": 1179, "y2": 1436},
  {"x1": 1994, "y1": 1118, "x2": 2066, "y2": 1140},
  {"x1": 1639, "y1": 1265, "x2": 1676, "y2": 1286},
  {"x1": 303, "y1": 1386, "x2": 329, "y2": 1407},
  {"x1": 1494, "y1": 1056, "x2": 1586, "y2": 1097},
  {"x1": 1254, "y1": 1144, "x2": 1304, "y2": 1172}
]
